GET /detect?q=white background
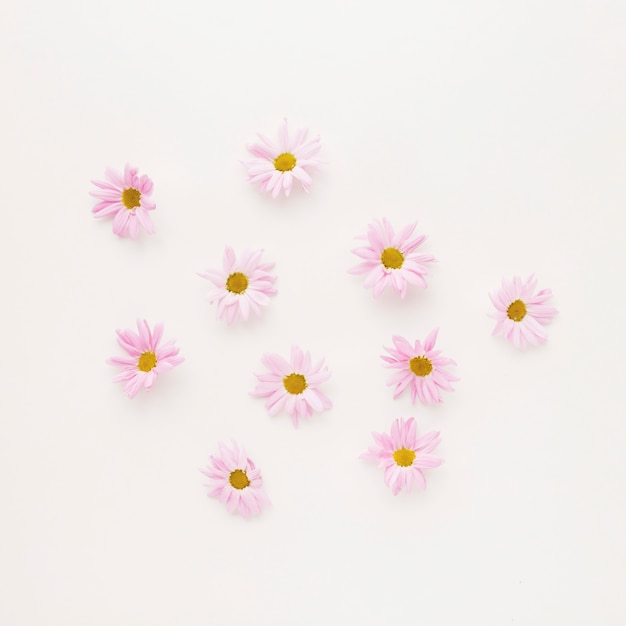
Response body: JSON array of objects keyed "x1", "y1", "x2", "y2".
[{"x1": 1, "y1": 0, "x2": 625, "y2": 624}]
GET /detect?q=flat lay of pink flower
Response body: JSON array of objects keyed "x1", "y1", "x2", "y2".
[
  {"x1": 348, "y1": 218, "x2": 435, "y2": 298},
  {"x1": 107, "y1": 319, "x2": 184, "y2": 398},
  {"x1": 361, "y1": 417, "x2": 443, "y2": 495},
  {"x1": 198, "y1": 246, "x2": 277, "y2": 325},
  {"x1": 382, "y1": 329, "x2": 458, "y2": 405},
  {"x1": 200, "y1": 441, "x2": 270, "y2": 518},
  {"x1": 244, "y1": 118, "x2": 322, "y2": 198},
  {"x1": 250, "y1": 345, "x2": 332, "y2": 427},
  {"x1": 90, "y1": 164, "x2": 156, "y2": 239},
  {"x1": 489, "y1": 275, "x2": 558, "y2": 349}
]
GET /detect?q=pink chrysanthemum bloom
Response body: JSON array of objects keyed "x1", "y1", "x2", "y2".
[
  {"x1": 90, "y1": 164, "x2": 156, "y2": 239},
  {"x1": 244, "y1": 118, "x2": 322, "y2": 198},
  {"x1": 107, "y1": 319, "x2": 184, "y2": 398},
  {"x1": 348, "y1": 218, "x2": 436, "y2": 298},
  {"x1": 361, "y1": 417, "x2": 443, "y2": 495},
  {"x1": 198, "y1": 246, "x2": 277, "y2": 325},
  {"x1": 489, "y1": 274, "x2": 558, "y2": 349},
  {"x1": 382, "y1": 329, "x2": 458, "y2": 404},
  {"x1": 250, "y1": 346, "x2": 332, "y2": 427},
  {"x1": 200, "y1": 441, "x2": 270, "y2": 518}
]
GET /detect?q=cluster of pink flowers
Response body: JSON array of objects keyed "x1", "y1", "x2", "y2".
[{"x1": 96, "y1": 118, "x2": 558, "y2": 516}]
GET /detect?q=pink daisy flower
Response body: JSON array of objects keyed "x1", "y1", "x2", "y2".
[
  {"x1": 361, "y1": 417, "x2": 443, "y2": 495},
  {"x1": 198, "y1": 246, "x2": 277, "y2": 325},
  {"x1": 250, "y1": 345, "x2": 332, "y2": 427},
  {"x1": 382, "y1": 329, "x2": 458, "y2": 404},
  {"x1": 348, "y1": 218, "x2": 436, "y2": 298},
  {"x1": 244, "y1": 118, "x2": 322, "y2": 198},
  {"x1": 107, "y1": 319, "x2": 184, "y2": 398},
  {"x1": 489, "y1": 274, "x2": 558, "y2": 349},
  {"x1": 90, "y1": 164, "x2": 156, "y2": 239},
  {"x1": 200, "y1": 441, "x2": 270, "y2": 518}
]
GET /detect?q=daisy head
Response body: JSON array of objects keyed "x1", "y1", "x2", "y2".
[
  {"x1": 361, "y1": 417, "x2": 443, "y2": 495},
  {"x1": 382, "y1": 329, "x2": 458, "y2": 405},
  {"x1": 250, "y1": 345, "x2": 332, "y2": 427},
  {"x1": 348, "y1": 218, "x2": 436, "y2": 298},
  {"x1": 200, "y1": 441, "x2": 270, "y2": 518},
  {"x1": 244, "y1": 118, "x2": 322, "y2": 198},
  {"x1": 489, "y1": 275, "x2": 558, "y2": 349},
  {"x1": 90, "y1": 164, "x2": 156, "y2": 239},
  {"x1": 107, "y1": 319, "x2": 184, "y2": 398},
  {"x1": 198, "y1": 246, "x2": 277, "y2": 325}
]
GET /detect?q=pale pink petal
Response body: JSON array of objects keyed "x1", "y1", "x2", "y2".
[
  {"x1": 391, "y1": 373, "x2": 413, "y2": 398},
  {"x1": 112, "y1": 209, "x2": 130, "y2": 237},
  {"x1": 135, "y1": 207, "x2": 155, "y2": 234},
  {"x1": 137, "y1": 174, "x2": 154, "y2": 195},
  {"x1": 267, "y1": 391, "x2": 289, "y2": 416},
  {"x1": 128, "y1": 214, "x2": 139, "y2": 239},
  {"x1": 247, "y1": 142, "x2": 275, "y2": 160},
  {"x1": 283, "y1": 171, "x2": 293, "y2": 196},
  {"x1": 278, "y1": 118, "x2": 289, "y2": 152},
  {"x1": 90, "y1": 189, "x2": 123, "y2": 201},
  {"x1": 123, "y1": 163, "x2": 138, "y2": 187},
  {"x1": 91, "y1": 179, "x2": 120, "y2": 192},
  {"x1": 291, "y1": 165, "x2": 312, "y2": 190},
  {"x1": 293, "y1": 136, "x2": 321, "y2": 159},
  {"x1": 291, "y1": 345, "x2": 305, "y2": 371},
  {"x1": 105, "y1": 167, "x2": 124, "y2": 188},
  {"x1": 262, "y1": 352, "x2": 291, "y2": 376},
  {"x1": 423, "y1": 328, "x2": 439, "y2": 352},
  {"x1": 362, "y1": 264, "x2": 385, "y2": 288},
  {"x1": 92, "y1": 200, "x2": 123, "y2": 217},
  {"x1": 288, "y1": 126, "x2": 308, "y2": 152},
  {"x1": 222, "y1": 246, "x2": 236, "y2": 273}
]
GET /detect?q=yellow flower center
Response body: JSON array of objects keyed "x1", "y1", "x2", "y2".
[
  {"x1": 393, "y1": 448, "x2": 416, "y2": 467},
  {"x1": 226, "y1": 272, "x2": 249, "y2": 294},
  {"x1": 380, "y1": 247, "x2": 404, "y2": 269},
  {"x1": 137, "y1": 351, "x2": 157, "y2": 372},
  {"x1": 121, "y1": 187, "x2": 141, "y2": 210},
  {"x1": 274, "y1": 152, "x2": 297, "y2": 172},
  {"x1": 409, "y1": 356, "x2": 433, "y2": 377},
  {"x1": 283, "y1": 373, "x2": 307, "y2": 395},
  {"x1": 229, "y1": 469, "x2": 250, "y2": 490},
  {"x1": 507, "y1": 299, "x2": 527, "y2": 322}
]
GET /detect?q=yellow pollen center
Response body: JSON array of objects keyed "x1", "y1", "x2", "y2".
[
  {"x1": 229, "y1": 469, "x2": 250, "y2": 490},
  {"x1": 137, "y1": 351, "x2": 157, "y2": 372},
  {"x1": 226, "y1": 272, "x2": 249, "y2": 294},
  {"x1": 507, "y1": 299, "x2": 527, "y2": 322},
  {"x1": 393, "y1": 448, "x2": 416, "y2": 467},
  {"x1": 121, "y1": 187, "x2": 141, "y2": 210},
  {"x1": 380, "y1": 247, "x2": 404, "y2": 269},
  {"x1": 409, "y1": 356, "x2": 433, "y2": 377},
  {"x1": 283, "y1": 373, "x2": 307, "y2": 395},
  {"x1": 274, "y1": 152, "x2": 297, "y2": 172}
]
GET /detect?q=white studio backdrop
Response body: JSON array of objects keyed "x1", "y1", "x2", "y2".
[{"x1": 1, "y1": 0, "x2": 625, "y2": 624}]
